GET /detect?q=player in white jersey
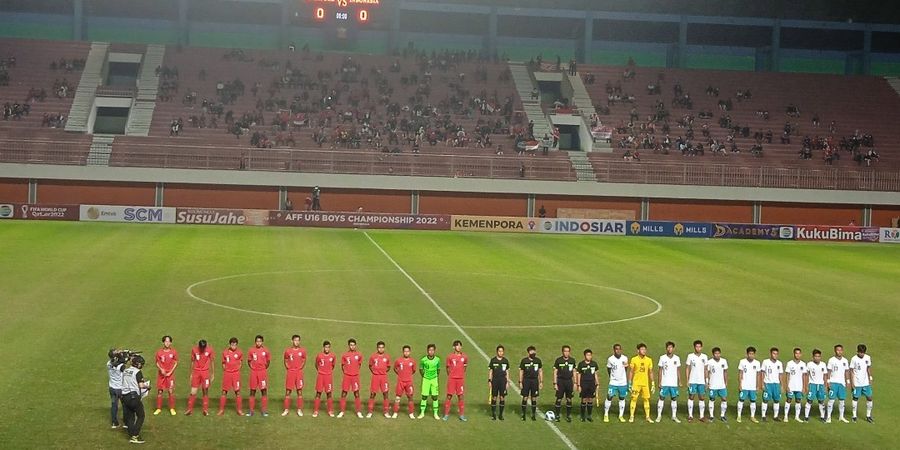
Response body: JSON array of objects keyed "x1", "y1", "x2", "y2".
[
  {"x1": 737, "y1": 346, "x2": 761, "y2": 423},
  {"x1": 804, "y1": 349, "x2": 828, "y2": 422},
  {"x1": 604, "y1": 344, "x2": 629, "y2": 423},
  {"x1": 783, "y1": 348, "x2": 808, "y2": 422},
  {"x1": 850, "y1": 344, "x2": 873, "y2": 423},
  {"x1": 760, "y1": 347, "x2": 784, "y2": 421},
  {"x1": 705, "y1": 347, "x2": 728, "y2": 422},
  {"x1": 656, "y1": 341, "x2": 681, "y2": 423},
  {"x1": 684, "y1": 340, "x2": 708, "y2": 422},
  {"x1": 826, "y1": 344, "x2": 851, "y2": 423}
]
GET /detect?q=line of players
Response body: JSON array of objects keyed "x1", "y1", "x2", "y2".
[{"x1": 149, "y1": 334, "x2": 875, "y2": 424}]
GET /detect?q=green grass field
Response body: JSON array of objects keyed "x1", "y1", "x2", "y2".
[{"x1": 0, "y1": 221, "x2": 897, "y2": 449}]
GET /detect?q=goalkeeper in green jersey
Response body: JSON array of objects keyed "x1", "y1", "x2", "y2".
[{"x1": 418, "y1": 344, "x2": 442, "y2": 419}]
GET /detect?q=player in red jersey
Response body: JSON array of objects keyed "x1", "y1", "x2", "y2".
[
  {"x1": 339, "y1": 338, "x2": 364, "y2": 418},
  {"x1": 393, "y1": 345, "x2": 418, "y2": 419},
  {"x1": 313, "y1": 340, "x2": 336, "y2": 417},
  {"x1": 444, "y1": 340, "x2": 469, "y2": 422},
  {"x1": 153, "y1": 335, "x2": 178, "y2": 416},
  {"x1": 218, "y1": 337, "x2": 244, "y2": 416},
  {"x1": 186, "y1": 339, "x2": 214, "y2": 415},
  {"x1": 367, "y1": 341, "x2": 392, "y2": 418},
  {"x1": 246, "y1": 334, "x2": 271, "y2": 416},
  {"x1": 282, "y1": 334, "x2": 307, "y2": 417}
]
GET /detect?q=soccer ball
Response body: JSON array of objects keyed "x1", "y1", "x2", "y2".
[{"x1": 544, "y1": 410, "x2": 556, "y2": 421}]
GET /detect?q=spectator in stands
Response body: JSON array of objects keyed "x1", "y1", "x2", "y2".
[
  {"x1": 786, "y1": 104, "x2": 801, "y2": 118},
  {"x1": 568, "y1": 58, "x2": 577, "y2": 76},
  {"x1": 311, "y1": 186, "x2": 321, "y2": 211},
  {"x1": 284, "y1": 197, "x2": 293, "y2": 211},
  {"x1": 519, "y1": 164, "x2": 526, "y2": 178},
  {"x1": 812, "y1": 113, "x2": 820, "y2": 128},
  {"x1": 538, "y1": 205, "x2": 546, "y2": 218},
  {"x1": 865, "y1": 148, "x2": 879, "y2": 166}
]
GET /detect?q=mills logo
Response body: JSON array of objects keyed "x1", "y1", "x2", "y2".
[
  {"x1": 630, "y1": 221, "x2": 641, "y2": 235},
  {"x1": 674, "y1": 223, "x2": 685, "y2": 236}
]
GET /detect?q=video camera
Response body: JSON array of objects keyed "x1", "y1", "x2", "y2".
[{"x1": 108, "y1": 348, "x2": 142, "y2": 367}]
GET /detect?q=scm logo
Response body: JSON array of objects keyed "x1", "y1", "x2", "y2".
[{"x1": 124, "y1": 207, "x2": 164, "y2": 222}]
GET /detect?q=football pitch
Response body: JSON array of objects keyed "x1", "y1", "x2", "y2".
[{"x1": 0, "y1": 221, "x2": 897, "y2": 449}]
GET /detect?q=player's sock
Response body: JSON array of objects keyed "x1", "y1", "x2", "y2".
[
  {"x1": 750, "y1": 402, "x2": 756, "y2": 418},
  {"x1": 629, "y1": 399, "x2": 637, "y2": 418},
  {"x1": 618, "y1": 399, "x2": 626, "y2": 418},
  {"x1": 587, "y1": 403, "x2": 593, "y2": 418},
  {"x1": 795, "y1": 403, "x2": 801, "y2": 420},
  {"x1": 354, "y1": 397, "x2": 361, "y2": 413},
  {"x1": 566, "y1": 399, "x2": 572, "y2": 418},
  {"x1": 313, "y1": 398, "x2": 320, "y2": 414},
  {"x1": 604, "y1": 398, "x2": 612, "y2": 415},
  {"x1": 339, "y1": 397, "x2": 346, "y2": 412},
  {"x1": 773, "y1": 403, "x2": 780, "y2": 418},
  {"x1": 383, "y1": 399, "x2": 389, "y2": 414},
  {"x1": 219, "y1": 395, "x2": 227, "y2": 412},
  {"x1": 643, "y1": 399, "x2": 650, "y2": 418},
  {"x1": 499, "y1": 399, "x2": 505, "y2": 417},
  {"x1": 296, "y1": 396, "x2": 303, "y2": 411},
  {"x1": 818, "y1": 402, "x2": 825, "y2": 419},
  {"x1": 490, "y1": 398, "x2": 497, "y2": 417},
  {"x1": 804, "y1": 402, "x2": 811, "y2": 418},
  {"x1": 698, "y1": 399, "x2": 705, "y2": 419},
  {"x1": 408, "y1": 400, "x2": 414, "y2": 414},
  {"x1": 852, "y1": 399, "x2": 858, "y2": 418},
  {"x1": 866, "y1": 400, "x2": 873, "y2": 417},
  {"x1": 327, "y1": 398, "x2": 334, "y2": 414},
  {"x1": 368, "y1": 398, "x2": 375, "y2": 414},
  {"x1": 458, "y1": 400, "x2": 464, "y2": 416},
  {"x1": 531, "y1": 403, "x2": 537, "y2": 417},
  {"x1": 720, "y1": 401, "x2": 727, "y2": 418},
  {"x1": 687, "y1": 399, "x2": 694, "y2": 417},
  {"x1": 838, "y1": 400, "x2": 845, "y2": 419},
  {"x1": 657, "y1": 399, "x2": 664, "y2": 418},
  {"x1": 444, "y1": 399, "x2": 451, "y2": 416},
  {"x1": 188, "y1": 394, "x2": 196, "y2": 412},
  {"x1": 249, "y1": 396, "x2": 256, "y2": 412},
  {"x1": 261, "y1": 395, "x2": 268, "y2": 412},
  {"x1": 737, "y1": 400, "x2": 744, "y2": 419},
  {"x1": 202, "y1": 395, "x2": 210, "y2": 412},
  {"x1": 156, "y1": 394, "x2": 163, "y2": 410},
  {"x1": 236, "y1": 395, "x2": 243, "y2": 412},
  {"x1": 521, "y1": 398, "x2": 527, "y2": 416},
  {"x1": 432, "y1": 400, "x2": 440, "y2": 414},
  {"x1": 670, "y1": 400, "x2": 677, "y2": 419},
  {"x1": 761, "y1": 402, "x2": 768, "y2": 418},
  {"x1": 827, "y1": 399, "x2": 834, "y2": 419},
  {"x1": 708, "y1": 399, "x2": 714, "y2": 417},
  {"x1": 284, "y1": 397, "x2": 291, "y2": 410},
  {"x1": 419, "y1": 399, "x2": 426, "y2": 414},
  {"x1": 784, "y1": 402, "x2": 790, "y2": 420},
  {"x1": 168, "y1": 394, "x2": 176, "y2": 410},
  {"x1": 580, "y1": 404, "x2": 586, "y2": 419},
  {"x1": 555, "y1": 398, "x2": 562, "y2": 417}
]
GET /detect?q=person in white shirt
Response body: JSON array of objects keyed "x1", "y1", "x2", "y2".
[
  {"x1": 760, "y1": 347, "x2": 784, "y2": 421},
  {"x1": 656, "y1": 341, "x2": 682, "y2": 423},
  {"x1": 705, "y1": 347, "x2": 728, "y2": 422},
  {"x1": 684, "y1": 340, "x2": 708, "y2": 422},
  {"x1": 107, "y1": 349, "x2": 125, "y2": 429},
  {"x1": 604, "y1": 344, "x2": 629, "y2": 423},
  {"x1": 826, "y1": 344, "x2": 851, "y2": 423},
  {"x1": 850, "y1": 344, "x2": 873, "y2": 423},
  {"x1": 804, "y1": 349, "x2": 828, "y2": 422},
  {"x1": 784, "y1": 348, "x2": 808, "y2": 422},
  {"x1": 737, "y1": 346, "x2": 761, "y2": 423}
]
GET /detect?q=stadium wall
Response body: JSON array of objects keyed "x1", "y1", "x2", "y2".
[{"x1": 2, "y1": 165, "x2": 898, "y2": 225}]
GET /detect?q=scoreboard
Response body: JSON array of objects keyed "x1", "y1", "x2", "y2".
[{"x1": 304, "y1": 0, "x2": 381, "y2": 25}]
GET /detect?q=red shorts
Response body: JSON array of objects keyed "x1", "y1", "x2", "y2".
[
  {"x1": 447, "y1": 378, "x2": 465, "y2": 396},
  {"x1": 221, "y1": 371, "x2": 241, "y2": 392},
  {"x1": 190, "y1": 370, "x2": 211, "y2": 389},
  {"x1": 342, "y1": 375, "x2": 360, "y2": 392},
  {"x1": 370, "y1": 375, "x2": 389, "y2": 393},
  {"x1": 156, "y1": 374, "x2": 175, "y2": 391},
  {"x1": 285, "y1": 370, "x2": 304, "y2": 391},
  {"x1": 315, "y1": 374, "x2": 333, "y2": 393},
  {"x1": 395, "y1": 380, "x2": 414, "y2": 397},
  {"x1": 249, "y1": 369, "x2": 268, "y2": 390}
]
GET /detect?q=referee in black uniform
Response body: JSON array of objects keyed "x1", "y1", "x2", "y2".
[
  {"x1": 121, "y1": 355, "x2": 150, "y2": 444},
  {"x1": 576, "y1": 349, "x2": 600, "y2": 422},
  {"x1": 553, "y1": 345, "x2": 577, "y2": 422},
  {"x1": 519, "y1": 346, "x2": 543, "y2": 421},
  {"x1": 488, "y1": 345, "x2": 510, "y2": 420}
]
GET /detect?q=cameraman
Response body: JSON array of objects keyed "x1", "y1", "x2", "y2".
[
  {"x1": 122, "y1": 355, "x2": 150, "y2": 444},
  {"x1": 107, "y1": 349, "x2": 125, "y2": 429}
]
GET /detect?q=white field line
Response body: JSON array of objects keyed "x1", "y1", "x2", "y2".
[{"x1": 363, "y1": 232, "x2": 579, "y2": 450}]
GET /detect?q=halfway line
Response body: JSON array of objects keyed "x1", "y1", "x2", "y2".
[{"x1": 363, "y1": 231, "x2": 579, "y2": 450}]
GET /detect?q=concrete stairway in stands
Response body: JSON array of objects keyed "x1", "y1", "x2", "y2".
[
  {"x1": 566, "y1": 151, "x2": 596, "y2": 181},
  {"x1": 509, "y1": 61, "x2": 552, "y2": 138},
  {"x1": 887, "y1": 77, "x2": 900, "y2": 98},
  {"x1": 65, "y1": 42, "x2": 109, "y2": 133},
  {"x1": 126, "y1": 44, "x2": 165, "y2": 136},
  {"x1": 565, "y1": 70, "x2": 612, "y2": 152},
  {"x1": 87, "y1": 134, "x2": 115, "y2": 165}
]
